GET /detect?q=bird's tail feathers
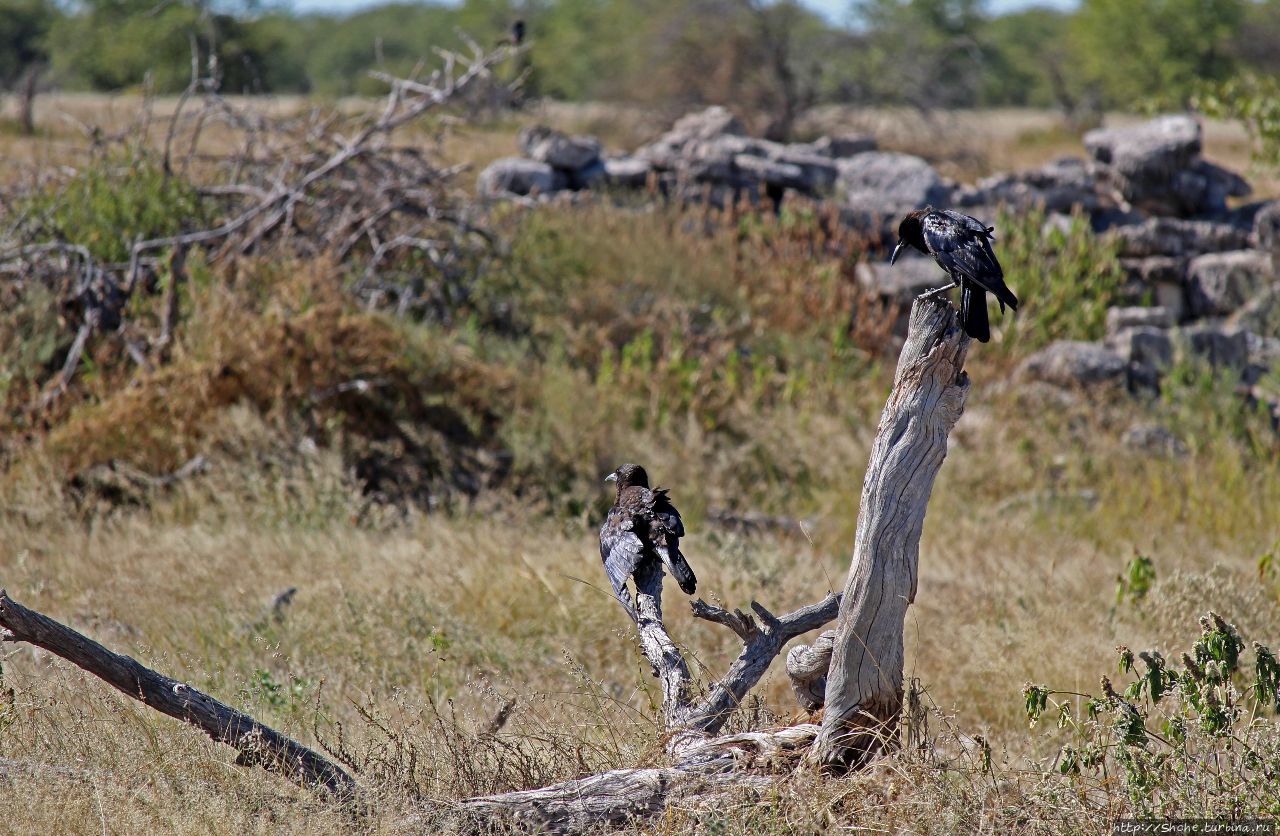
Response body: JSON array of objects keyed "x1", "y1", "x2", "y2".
[
  {"x1": 659, "y1": 546, "x2": 698, "y2": 595},
  {"x1": 961, "y1": 284, "x2": 991, "y2": 343}
]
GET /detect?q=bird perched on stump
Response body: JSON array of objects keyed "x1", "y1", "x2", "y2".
[
  {"x1": 599, "y1": 464, "x2": 697, "y2": 603},
  {"x1": 890, "y1": 206, "x2": 1019, "y2": 343}
]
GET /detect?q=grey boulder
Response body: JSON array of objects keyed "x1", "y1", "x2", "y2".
[
  {"x1": 1111, "y1": 217, "x2": 1251, "y2": 258},
  {"x1": 837, "y1": 151, "x2": 952, "y2": 219},
  {"x1": 518, "y1": 126, "x2": 602, "y2": 171},
  {"x1": 477, "y1": 157, "x2": 567, "y2": 197},
  {"x1": 1016, "y1": 340, "x2": 1128, "y2": 387},
  {"x1": 1185, "y1": 250, "x2": 1273, "y2": 318}
]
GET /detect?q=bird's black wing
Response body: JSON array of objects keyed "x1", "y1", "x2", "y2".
[
  {"x1": 651, "y1": 489, "x2": 685, "y2": 538},
  {"x1": 942, "y1": 207, "x2": 996, "y2": 239},
  {"x1": 922, "y1": 211, "x2": 1018, "y2": 312},
  {"x1": 599, "y1": 510, "x2": 645, "y2": 596},
  {"x1": 651, "y1": 489, "x2": 697, "y2": 595}
]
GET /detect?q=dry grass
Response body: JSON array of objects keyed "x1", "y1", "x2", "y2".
[
  {"x1": 2, "y1": 373, "x2": 1278, "y2": 831},
  {"x1": 7, "y1": 94, "x2": 1277, "y2": 197}
]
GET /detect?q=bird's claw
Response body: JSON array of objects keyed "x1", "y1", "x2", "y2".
[{"x1": 916, "y1": 285, "x2": 953, "y2": 301}]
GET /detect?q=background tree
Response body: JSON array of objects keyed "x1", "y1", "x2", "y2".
[
  {"x1": 49, "y1": 0, "x2": 293, "y2": 94},
  {"x1": 7, "y1": 0, "x2": 1279, "y2": 118},
  {"x1": 851, "y1": 0, "x2": 995, "y2": 110},
  {"x1": 1069, "y1": 0, "x2": 1246, "y2": 108},
  {"x1": 0, "y1": 0, "x2": 58, "y2": 134}
]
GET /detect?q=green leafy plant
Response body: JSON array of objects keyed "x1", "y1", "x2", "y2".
[
  {"x1": 1023, "y1": 612, "x2": 1280, "y2": 814},
  {"x1": 1192, "y1": 72, "x2": 1280, "y2": 168},
  {"x1": 1116, "y1": 553, "x2": 1157, "y2": 606},
  {"x1": 19, "y1": 155, "x2": 209, "y2": 263},
  {"x1": 994, "y1": 206, "x2": 1124, "y2": 352},
  {"x1": 244, "y1": 669, "x2": 312, "y2": 716}
]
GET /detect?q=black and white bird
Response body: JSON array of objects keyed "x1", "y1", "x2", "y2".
[
  {"x1": 890, "y1": 206, "x2": 1019, "y2": 343},
  {"x1": 598, "y1": 463, "x2": 697, "y2": 603}
]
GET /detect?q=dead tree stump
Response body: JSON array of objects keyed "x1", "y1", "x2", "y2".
[{"x1": 808, "y1": 295, "x2": 970, "y2": 770}]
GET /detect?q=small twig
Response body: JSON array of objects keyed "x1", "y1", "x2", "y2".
[{"x1": 155, "y1": 243, "x2": 188, "y2": 354}]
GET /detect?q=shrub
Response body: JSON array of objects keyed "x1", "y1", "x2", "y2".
[
  {"x1": 994, "y1": 206, "x2": 1125, "y2": 352},
  {"x1": 17, "y1": 157, "x2": 209, "y2": 264},
  {"x1": 1024, "y1": 612, "x2": 1280, "y2": 816}
]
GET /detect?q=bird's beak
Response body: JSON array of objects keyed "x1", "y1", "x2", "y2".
[
  {"x1": 604, "y1": 472, "x2": 617, "y2": 483},
  {"x1": 889, "y1": 241, "x2": 905, "y2": 265}
]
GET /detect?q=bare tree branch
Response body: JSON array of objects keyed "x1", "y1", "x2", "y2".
[
  {"x1": 786, "y1": 628, "x2": 836, "y2": 712},
  {"x1": 0, "y1": 590, "x2": 357, "y2": 801},
  {"x1": 2, "y1": 41, "x2": 516, "y2": 409}
]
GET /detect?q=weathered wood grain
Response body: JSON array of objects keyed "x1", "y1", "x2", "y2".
[{"x1": 809, "y1": 295, "x2": 970, "y2": 770}]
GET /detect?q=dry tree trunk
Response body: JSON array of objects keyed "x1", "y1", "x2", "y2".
[
  {"x1": 462, "y1": 296, "x2": 969, "y2": 826},
  {"x1": 807, "y1": 295, "x2": 970, "y2": 770}
]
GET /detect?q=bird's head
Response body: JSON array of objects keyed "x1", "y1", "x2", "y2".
[
  {"x1": 605, "y1": 463, "x2": 649, "y2": 491},
  {"x1": 890, "y1": 207, "x2": 931, "y2": 265}
]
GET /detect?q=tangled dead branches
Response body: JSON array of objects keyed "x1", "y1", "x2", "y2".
[{"x1": 0, "y1": 36, "x2": 520, "y2": 414}]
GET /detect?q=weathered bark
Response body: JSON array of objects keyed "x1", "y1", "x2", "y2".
[
  {"x1": 628, "y1": 559, "x2": 695, "y2": 730},
  {"x1": 0, "y1": 590, "x2": 357, "y2": 800},
  {"x1": 786, "y1": 628, "x2": 836, "y2": 712},
  {"x1": 808, "y1": 295, "x2": 970, "y2": 770},
  {"x1": 459, "y1": 724, "x2": 818, "y2": 831},
  {"x1": 684, "y1": 594, "x2": 839, "y2": 736},
  {"x1": 618, "y1": 554, "x2": 840, "y2": 739}
]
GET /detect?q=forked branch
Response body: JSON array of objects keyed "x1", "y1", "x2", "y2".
[{"x1": 615, "y1": 554, "x2": 840, "y2": 742}]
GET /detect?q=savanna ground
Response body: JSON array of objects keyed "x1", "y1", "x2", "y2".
[{"x1": 2, "y1": 95, "x2": 1280, "y2": 833}]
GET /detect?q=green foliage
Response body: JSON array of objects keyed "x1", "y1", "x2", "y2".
[
  {"x1": 49, "y1": 0, "x2": 289, "y2": 93},
  {"x1": 1070, "y1": 0, "x2": 1246, "y2": 107},
  {"x1": 13, "y1": 0, "x2": 1274, "y2": 115},
  {"x1": 243, "y1": 669, "x2": 312, "y2": 716},
  {"x1": 851, "y1": 0, "x2": 994, "y2": 108},
  {"x1": 21, "y1": 157, "x2": 209, "y2": 263},
  {"x1": 1192, "y1": 72, "x2": 1280, "y2": 168},
  {"x1": 980, "y1": 9, "x2": 1073, "y2": 108},
  {"x1": 1025, "y1": 613, "x2": 1280, "y2": 813},
  {"x1": 1116, "y1": 553, "x2": 1157, "y2": 606},
  {"x1": 299, "y1": 3, "x2": 464, "y2": 97},
  {"x1": 994, "y1": 208, "x2": 1124, "y2": 352},
  {"x1": 1157, "y1": 355, "x2": 1280, "y2": 458},
  {"x1": 0, "y1": 0, "x2": 58, "y2": 87}
]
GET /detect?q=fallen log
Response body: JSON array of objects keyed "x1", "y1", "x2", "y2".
[{"x1": 0, "y1": 590, "x2": 357, "y2": 801}]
